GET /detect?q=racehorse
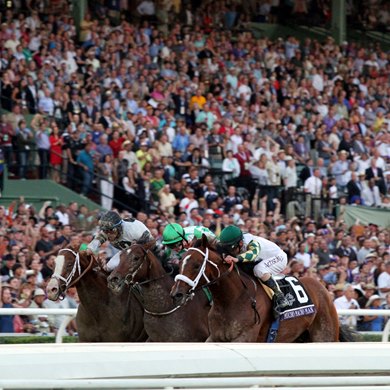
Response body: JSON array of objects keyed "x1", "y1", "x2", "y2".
[
  {"x1": 46, "y1": 246, "x2": 147, "y2": 342},
  {"x1": 171, "y1": 235, "x2": 344, "y2": 342},
  {"x1": 107, "y1": 243, "x2": 210, "y2": 341}
]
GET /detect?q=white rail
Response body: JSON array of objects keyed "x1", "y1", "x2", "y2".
[
  {"x1": 0, "y1": 308, "x2": 389, "y2": 342},
  {"x1": 1, "y1": 378, "x2": 390, "y2": 389},
  {"x1": 0, "y1": 343, "x2": 389, "y2": 389}
]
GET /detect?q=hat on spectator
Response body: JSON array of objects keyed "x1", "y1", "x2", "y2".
[
  {"x1": 339, "y1": 150, "x2": 348, "y2": 155},
  {"x1": 334, "y1": 283, "x2": 345, "y2": 292},
  {"x1": 205, "y1": 209, "x2": 214, "y2": 215},
  {"x1": 365, "y1": 294, "x2": 384, "y2": 308},
  {"x1": 317, "y1": 264, "x2": 329, "y2": 271},
  {"x1": 4, "y1": 254, "x2": 15, "y2": 261},
  {"x1": 34, "y1": 288, "x2": 46, "y2": 298},
  {"x1": 365, "y1": 252, "x2": 378, "y2": 260},
  {"x1": 122, "y1": 140, "x2": 132, "y2": 147},
  {"x1": 353, "y1": 286, "x2": 364, "y2": 298},
  {"x1": 1, "y1": 282, "x2": 15, "y2": 289},
  {"x1": 45, "y1": 225, "x2": 56, "y2": 233},
  {"x1": 363, "y1": 283, "x2": 376, "y2": 291},
  {"x1": 284, "y1": 156, "x2": 293, "y2": 161}
]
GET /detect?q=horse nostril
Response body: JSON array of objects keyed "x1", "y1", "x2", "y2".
[
  {"x1": 109, "y1": 276, "x2": 118, "y2": 285},
  {"x1": 51, "y1": 287, "x2": 58, "y2": 294},
  {"x1": 174, "y1": 292, "x2": 183, "y2": 300}
]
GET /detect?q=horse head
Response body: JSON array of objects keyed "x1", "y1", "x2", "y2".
[
  {"x1": 171, "y1": 234, "x2": 226, "y2": 305},
  {"x1": 46, "y1": 247, "x2": 96, "y2": 300},
  {"x1": 107, "y1": 244, "x2": 150, "y2": 295}
]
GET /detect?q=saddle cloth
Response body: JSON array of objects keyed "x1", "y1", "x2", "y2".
[{"x1": 262, "y1": 276, "x2": 316, "y2": 321}]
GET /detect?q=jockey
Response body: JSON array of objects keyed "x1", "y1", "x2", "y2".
[
  {"x1": 161, "y1": 223, "x2": 216, "y2": 271},
  {"x1": 219, "y1": 225, "x2": 289, "y2": 316},
  {"x1": 87, "y1": 211, "x2": 155, "y2": 271}
]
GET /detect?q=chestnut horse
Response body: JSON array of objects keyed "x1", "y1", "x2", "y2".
[
  {"x1": 171, "y1": 236, "x2": 342, "y2": 342},
  {"x1": 46, "y1": 246, "x2": 147, "y2": 342},
  {"x1": 107, "y1": 243, "x2": 210, "y2": 341}
]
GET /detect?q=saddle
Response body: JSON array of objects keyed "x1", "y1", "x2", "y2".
[{"x1": 260, "y1": 276, "x2": 316, "y2": 321}]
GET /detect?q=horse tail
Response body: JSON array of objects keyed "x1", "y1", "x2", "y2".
[{"x1": 339, "y1": 324, "x2": 359, "y2": 342}]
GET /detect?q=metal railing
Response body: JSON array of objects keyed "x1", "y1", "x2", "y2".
[{"x1": 4, "y1": 146, "x2": 140, "y2": 215}]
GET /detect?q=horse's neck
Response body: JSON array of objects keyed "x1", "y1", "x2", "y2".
[
  {"x1": 208, "y1": 268, "x2": 253, "y2": 304},
  {"x1": 133, "y1": 257, "x2": 174, "y2": 309},
  {"x1": 76, "y1": 267, "x2": 110, "y2": 305}
]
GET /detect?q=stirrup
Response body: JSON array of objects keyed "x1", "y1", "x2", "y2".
[{"x1": 276, "y1": 295, "x2": 290, "y2": 308}]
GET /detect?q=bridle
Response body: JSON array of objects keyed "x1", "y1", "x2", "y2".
[
  {"x1": 123, "y1": 246, "x2": 148, "y2": 286},
  {"x1": 122, "y1": 245, "x2": 189, "y2": 317},
  {"x1": 51, "y1": 248, "x2": 96, "y2": 297},
  {"x1": 174, "y1": 247, "x2": 232, "y2": 294},
  {"x1": 175, "y1": 245, "x2": 260, "y2": 325}
]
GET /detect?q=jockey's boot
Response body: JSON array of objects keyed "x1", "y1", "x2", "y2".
[{"x1": 263, "y1": 276, "x2": 290, "y2": 318}]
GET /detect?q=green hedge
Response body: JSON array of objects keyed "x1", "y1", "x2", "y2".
[
  {"x1": 0, "y1": 334, "x2": 383, "y2": 344},
  {"x1": 0, "y1": 336, "x2": 78, "y2": 344}
]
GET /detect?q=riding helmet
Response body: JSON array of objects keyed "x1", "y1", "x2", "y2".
[
  {"x1": 99, "y1": 211, "x2": 122, "y2": 231},
  {"x1": 162, "y1": 223, "x2": 186, "y2": 245},
  {"x1": 219, "y1": 225, "x2": 243, "y2": 247}
]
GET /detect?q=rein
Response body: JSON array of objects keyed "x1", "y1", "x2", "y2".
[
  {"x1": 175, "y1": 246, "x2": 260, "y2": 325},
  {"x1": 234, "y1": 265, "x2": 261, "y2": 324},
  {"x1": 124, "y1": 249, "x2": 186, "y2": 317},
  {"x1": 124, "y1": 253, "x2": 173, "y2": 287},
  {"x1": 190, "y1": 259, "x2": 234, "y2": 294},
  {"x1": 174, "y1": 247, "x2": 222, "y2": 293},
  {"x1": 141, "y1": 289, "x2": 193, "y2": 316}
]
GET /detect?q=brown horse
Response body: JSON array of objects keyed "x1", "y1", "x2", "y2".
[
  {"x1": 171, "y1": 236, "x2": 342, "y2": 342},
  {"x1": 46, "y1": 246, "x2": 147, "y2": 342},
  {"x1": 107, "y1": 243, "x2": 210, "y2": 341}
]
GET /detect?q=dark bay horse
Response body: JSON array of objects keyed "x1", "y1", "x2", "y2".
[
  {"x1": 107, "y1": 243, "x2": 210, "y2": 342},
  {"x1": 46, "y1": 246, "x2": 147, "y2": 342},
  {"x1": 171, "y1": 236, "x2": 341, "y2": 342}
]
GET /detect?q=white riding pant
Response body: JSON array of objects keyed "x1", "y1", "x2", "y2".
[
  {"x1": 106, "y1": 251, "x2": 121, "y2": 271},
  {"x1": 253, "y1": 251, "x2": 288, "y2": 279}
]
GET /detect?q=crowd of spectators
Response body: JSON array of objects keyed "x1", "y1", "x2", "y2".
[{"x1": 0, "y1": 0, "x2": 389, "y2": 335}]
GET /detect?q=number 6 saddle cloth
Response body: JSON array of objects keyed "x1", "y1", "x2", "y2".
[{"x1": 262, "y1": 276, "x2": 316, "y2": 321}]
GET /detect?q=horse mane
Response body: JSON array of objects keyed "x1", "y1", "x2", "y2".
[{"x1": 191, "y1": 236, "x2": 222, "y2": 255}]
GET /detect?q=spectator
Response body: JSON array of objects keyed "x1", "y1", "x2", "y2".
[
  {"x1": 77, "y1": 142, "x2": 95, "y2": 196},
  {"x1": 14, "y1": 119, "x2": 33, "y2": 179},
  {"x1": 377, "y1": 261, "x2": 390, "y2": 298},
  {"x1": 222, "y1": 150, "x2": 240, "y2": 180},
  {"x1": 179, "y1": 187, "x2": 199, "y2": 217},
  {"x1": 362, "y1": 294, "x2": 385, "y2": 331},
  {"x1": 361, "y1": 178, "x2": 382, "y2": 207},
  {"x1": 334, "y1": 284, "x2": 360, "y2": 329},
  {"x1": 98, "y1": 154, "x2": 115, "y2": 211},
  {"x1": 0, "y1": 287, "x2": 15, "y2": 333}
]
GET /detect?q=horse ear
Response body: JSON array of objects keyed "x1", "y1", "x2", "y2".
[
  {"x1": 58, "y1": 240, "x2": 68, "y2": 251},
  {"x1": 201, "y1": 233, "x2": 208, "y2": 247},
  {"x1": 143, "y1": 239, "x2": 156, "y2": 251}
]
